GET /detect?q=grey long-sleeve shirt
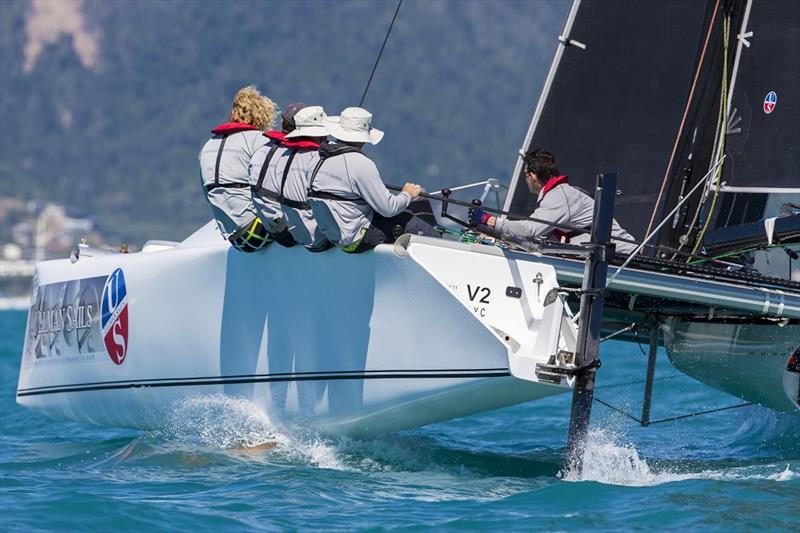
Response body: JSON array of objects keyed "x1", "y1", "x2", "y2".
[
  {"x1": 495, "y1": 183, "x2": 637, "y2": 254},
  {"x1": 308, "y1": 149, "x2": 412, "y2": 246},
  {"x1": 249, "y1": 142, "x2": 328, "y2": 247},
  {"x1": 199, "y1": 129, "x2": 268, "y2": 238}
]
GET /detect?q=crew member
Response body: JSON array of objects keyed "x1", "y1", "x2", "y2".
[
  {"x1": 469, "y1": 149, "x2": 637, "y2": 254},
  {"x1": 250, "y1": 104, "x2": 330, "y2": 249},
  {"x1": 307, "y1": 107, "x2": 440, "y2": 253},
  {"x1": 199, "y1": 85, "x2": 277, "y2": 252}
]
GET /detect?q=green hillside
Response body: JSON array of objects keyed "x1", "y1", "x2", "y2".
[{"x1": 0, "y1": 0, "x2": 567, "y2": 245}]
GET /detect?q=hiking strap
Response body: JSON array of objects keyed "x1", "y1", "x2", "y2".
[
  {"x1": 307, "y1": 151, "x2": 368, "y2": 205},
  {"x1": 307, "y1": 189, "x2": 368, "y2": 205},
  {"x1": 213, "y1": 134, "x2": 228, "y2": 187},
  {"x1": 253, "y1": 148, "x2": 309, "y2": 209},
  {"x1": 256, "y1": 188, "x2": 310, "y2": 211},
  {"x1": 205, "y1": 182, "x2": 249, "y2": 192},
  {"x1": 254, "y1": 144, "x2": 281, "y2": 191}
]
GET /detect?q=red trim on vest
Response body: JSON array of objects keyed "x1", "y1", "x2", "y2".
[
  {"x1": 211, "y1": 122, "x2": 259, "y2": 134},
  {"x1": 264, "y1": 130, "x2": 321, "y2": 149},
  {"x1": 541, "y1": 176, "x2": 570, "y2": 243},
  {"x1": 552, "y1": 229, "x2": 568, "y2": 242},
  {"x1": 265, "y1": 130, "x2": 286, "y2": 142},
  {"x1": 540, "y1": 175, "x2": 569, "y2": 197}
]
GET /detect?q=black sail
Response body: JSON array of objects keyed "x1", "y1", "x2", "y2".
[
  {"x1": 506, "y1": 0, "x2": 714, "y2": 241},
  {"x1": 722, "y1": 1, "x2": 800, "y2": 189},
  {"x1": 709, "y1": 0, "x2": 800, "y2": 234},
  {"x1": 653, "y1": 0, "x2": 799, "y2": 252}
]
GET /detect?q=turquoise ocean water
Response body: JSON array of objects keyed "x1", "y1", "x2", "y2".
[{"x1": 1, "y1": 309, "x2": 798, "y2": 531}]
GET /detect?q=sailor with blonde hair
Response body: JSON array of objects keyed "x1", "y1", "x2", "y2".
[{"x1": 199, "y1": 85, "x2": 279, "y2": 252}]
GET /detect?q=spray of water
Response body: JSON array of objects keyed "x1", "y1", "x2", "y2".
[
  {"x1": 563, "y1": 427, "x2": 797, "y2": 486},
  {"x1": 156, "y1": 395, "x2": 350, "y2": 470},
  {"x1": 162, "y1": 394, "x2": 281, "y2": 449},
  {"x1": 123, "y1": 395, "x2": 800, "y2": 485}
]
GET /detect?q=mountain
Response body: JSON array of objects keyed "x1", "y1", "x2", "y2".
[{"x1": 0, "y1": 0, "x2": 567, "y2": 245}]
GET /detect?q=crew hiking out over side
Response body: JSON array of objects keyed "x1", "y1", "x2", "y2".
[
  {"x1": 198, "y1": 85, "x2": 278, "y2": 252},
  {"x1": 250, "y1": 103, "x2": 332, "y2": 250},
  {"x1": 307, "y1": 107, "x2": 440, "y2": 253}
]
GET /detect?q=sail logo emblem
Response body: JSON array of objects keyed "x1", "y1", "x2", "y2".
[
  {"x1": 100, "y1": 268, "x2": 129, "y2": 365},
  {"x1": 763, "y1": 91, "x2": 777, "y2": 114}
]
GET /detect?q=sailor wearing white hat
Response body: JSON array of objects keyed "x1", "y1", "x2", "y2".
[
  {"x1": 306, "y1": 107, "x2": 439, "y2": 253},
  {"x1": 251, "y1": 105, "x2": 332, "y2": 250}
]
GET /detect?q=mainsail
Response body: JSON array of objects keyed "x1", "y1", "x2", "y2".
[
  {"x1": 506, "y1": 0, "x2": 799, "y2": 258},
  {"x1": 505, "y1": 0, "x2": 714, "y2": 241}
]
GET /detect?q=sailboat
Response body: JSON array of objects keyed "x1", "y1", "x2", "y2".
[
  {"x1": 503, "y1": 0, "x2": 800, "y2": 414},
  {"x1": 16, "y1": 0, "x2": 799, "y2": 435}
]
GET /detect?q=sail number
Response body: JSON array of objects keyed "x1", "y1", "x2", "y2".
[{"x1": 467, "y1": 284, "x2": 491, "y2": 317}]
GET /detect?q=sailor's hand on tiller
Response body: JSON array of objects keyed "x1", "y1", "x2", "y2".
[
  {"x1": 402, "y1": 182, "x2": 422, "y2": 198},
  {"x1": 468, "y1": 208, "x2": 494, "y2": 227}
]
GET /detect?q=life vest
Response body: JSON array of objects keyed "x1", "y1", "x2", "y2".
[
  {"x1": 306, "y1": 141, "x2": 368, "y2": 205},
  {"x1": 205, "y1": 122, "x2": 259, "y2": 192},
  {"x1": 539, "y1": 176, "x2": 585, "y2": 243},
  {"x1": 251, "y1": 131, "x2": 322, "y2": 211}
]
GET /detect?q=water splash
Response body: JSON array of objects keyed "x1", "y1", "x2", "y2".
[
  {"x1": 564, "y1": 428, "x2": 798, "y2": 486},
  {"x1": 161, "y1": 394, "x2": 283, "y2": 449},
  {"x1": 156, "y1": 395, "x2": 349, "y2": 470}
]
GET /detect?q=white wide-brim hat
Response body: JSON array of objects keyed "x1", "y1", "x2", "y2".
[
  {"x1": 325, "y1": 107, "x2": 384, "y2": 145},
  {"x1": 285, "y1": 105, "x2": 331, "y2": 138}
]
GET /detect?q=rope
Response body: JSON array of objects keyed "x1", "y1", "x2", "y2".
[
  {"x1": 593, "y1": 397, "x2": 753, "y2": 425},
  {"x1": 607, "y1": 157, "x2": 724, "y2": 285},
  {"x1": 645, "y1": 0, "x2": 719, "y2": 237},
  {"x1": 598, "y1": 374, "x2": 683, "y2": 391},
  {"x1": 390, "y1": 184, "x2": 674, "y2": 253},
  {"x1": 645, "y1": 0, "x2": 721, "y2": 237},
  {"x1": 648, "y1": 402, "x2": 752, "y2": 424},
  {"x1": 690, "y1": 14, "x2": 731, "y2": 258},
  {"x1": 359, "y1": 0, "x2": 403, "y2": 107}
]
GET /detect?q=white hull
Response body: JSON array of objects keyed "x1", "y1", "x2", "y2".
[{"x1": 17, "y1": 223, "x2": 573, "y2": 436}]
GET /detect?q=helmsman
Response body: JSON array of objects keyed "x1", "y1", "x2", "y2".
[{"x1": 469, "y1": 149, "x2": 637, "y2": 254}]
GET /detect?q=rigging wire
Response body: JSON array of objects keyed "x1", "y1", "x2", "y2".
[
  {"x1": 645, "y1": 0, "x2": 721, "y2": 238},
  {"x1": 607, "y1": 157, "x2": 725, "y2": 285},
  {"x1": 359, "y1": 0, "x2": 403, "y2": 107},
  {"x1": 386, "y1": 183, "x2": 723, "y2": 262},
  {"x1": 690, "y1": 13, "x2": 731, "y2": 259},
  {"x1": 593, "y1": 397, "x2": 753, "y2": 426}
]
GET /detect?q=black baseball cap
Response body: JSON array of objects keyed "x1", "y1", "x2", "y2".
[{"x1": 282, "y1": 102, "x2": 307, "y2": 133}]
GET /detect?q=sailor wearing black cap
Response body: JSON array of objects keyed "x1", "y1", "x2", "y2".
[{"x1": 250, "y1": 104, "x2": 332, "y2": 250}]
